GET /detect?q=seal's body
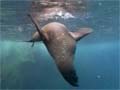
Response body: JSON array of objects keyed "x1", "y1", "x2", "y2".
[
  {"x1": 41, "y1": 23, "x2": 77, "y2": 86},
  {"x1": 28, "y1": 14, "x2": 93, "y2": 86}
]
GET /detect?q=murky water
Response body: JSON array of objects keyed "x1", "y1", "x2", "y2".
[{"x1": 0, "y1": 0, "x2": 119, "y2": 89}]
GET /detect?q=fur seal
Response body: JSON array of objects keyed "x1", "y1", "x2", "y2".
[{"x1": 28, "y1": 14, "x2": 93, "y2": 86}]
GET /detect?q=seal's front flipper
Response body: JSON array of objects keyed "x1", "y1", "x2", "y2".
[{"x1": 69, "y1": 28, "x2": 93, "y2": 41}]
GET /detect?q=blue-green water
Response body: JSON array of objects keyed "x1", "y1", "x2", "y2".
[{"x1": 0, "y1": 0, "x2": 119, "y2": 89}]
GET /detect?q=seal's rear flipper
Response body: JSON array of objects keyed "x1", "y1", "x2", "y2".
[
  {"x1": 25, "y1": 31, "x2": 41, "y2": 47},
  {"x1": 69, "y1": 28, "x2": 93, "y2": 41},
  {"x1": 26, "y1": 40, "x2": 35, "y2": 47}
]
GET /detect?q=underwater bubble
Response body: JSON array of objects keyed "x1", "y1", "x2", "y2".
[
  {"x1": 98, "y1": 2, "x2": 102, "y2": 6},
  {"x1": 96, "y1": 75, "x2": 101, "y2": 79}
]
